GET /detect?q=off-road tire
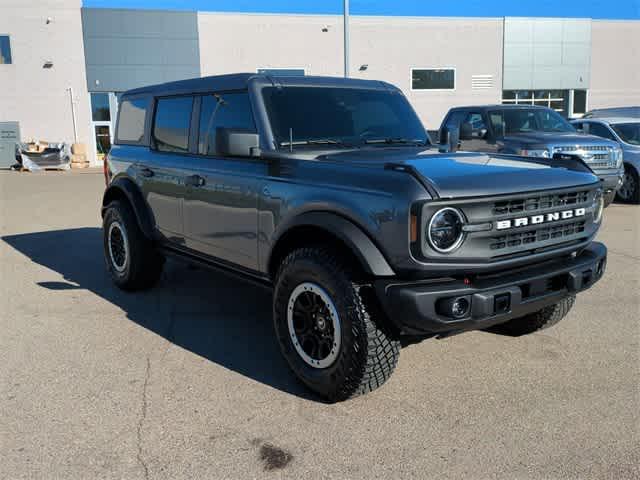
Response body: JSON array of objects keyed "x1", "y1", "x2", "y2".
[
  {"x1": 273, "y1": 247, "x2": 400, "y2": 402},
  {"x1": 103, "y1": 200, "x2": 164, "y2": 291},
  {"x1": 490, "y1": 295, "x2": 575, "y2": 336}
]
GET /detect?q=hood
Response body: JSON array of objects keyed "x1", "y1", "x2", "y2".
[
  {"x1": 504, "y1": 131, "x2": 617, "y2": 148},
  {"x1": 320, "y1": 148, "x2": 600, "y2": 199}
]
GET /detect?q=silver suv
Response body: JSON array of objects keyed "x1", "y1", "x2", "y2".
[{"x1": 572, "y1": 117, "x2": 640, "y2": 204}]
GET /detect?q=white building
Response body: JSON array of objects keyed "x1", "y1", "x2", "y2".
[{"x1": 1, "y1": 0, "x2": 639, "y2": 167}]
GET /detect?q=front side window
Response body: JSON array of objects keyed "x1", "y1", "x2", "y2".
[
  {"x1": 464, "y1": 113, "x2": 488, "y2": 138},
  {"x1": 412, "y1": 69, "x2": 455, "y2": 90},
  {"x1": 489, "y1": 108, "x2": 575, "y2": 137},
  {"x1": 611, "y1": 123, "x2": 640, "y2": 145},
  {"x1": 153, "y1": 96, "x2": 194, "y2": 153},
  {"x1": 198, "y1": 92, "x2": 256, "y2": 155},
  {"x1": 116, "y1": 97, "x2": 149, "y2": 144},
  {"x1": 262, "y1": 86, "x2": 428, "y2": 147},
  {"x1": 0, "y1": 36, "x2": 11, "y2": 64}
]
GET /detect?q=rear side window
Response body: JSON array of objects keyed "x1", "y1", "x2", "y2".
[
  {"x1": 198, "y1": 92, "x2": 256, "y2": 155},
  {"x1": 153, "y1": 96, "x2": 194, "y2": 153},
  {"x1": 116, "y1": 98, "x2": 149, "y2": 144}
]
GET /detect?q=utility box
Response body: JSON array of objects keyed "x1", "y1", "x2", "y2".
[{"x1": 0, "y1": 122, "x2": 20, "y2": 168}]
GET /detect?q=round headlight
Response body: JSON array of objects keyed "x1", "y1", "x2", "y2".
[
  {"x1": 427, "y1": 207, "x2": 465, "y2": 253},
  {"x1": 593, "y1": 191, "x2": 604, "y2": 223}
]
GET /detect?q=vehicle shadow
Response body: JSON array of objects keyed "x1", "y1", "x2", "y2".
[{"x1": 2, "y1": 228, "x2": 319, "y2": 401}]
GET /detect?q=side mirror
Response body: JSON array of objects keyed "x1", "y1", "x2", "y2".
[
  {"x1": 438, "y1": 126, "x2": 460, "y2": 153},
  {"x1": 460, "y1": 122, "x2": 473, "y2": 141},
  {"x1": 216, "y1": 128, "x2": 261, "y2": 157}
]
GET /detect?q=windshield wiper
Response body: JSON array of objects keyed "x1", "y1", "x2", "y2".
[
  {"x1": 279, "y1": 138, "x2": 348, "y2": 147},
  {"x1": 363, "y1": 137, "x2": 427, "y2": 146}
]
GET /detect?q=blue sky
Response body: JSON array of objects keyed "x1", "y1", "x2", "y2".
[{"x1": 83, "y1": 0, "x2": 640, "y2": 20}]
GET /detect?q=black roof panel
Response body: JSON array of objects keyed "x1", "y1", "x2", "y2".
[{"x1": 121, "y1": 73, "x2": 398, "y2": 98}]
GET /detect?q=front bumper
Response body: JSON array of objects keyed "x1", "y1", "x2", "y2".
[
  {"x1": 375, "y1": 242, "x2": 607, "y2": 335},
  {"x1": 595, "y1": 170, "x2": 624, "y2": 193}
]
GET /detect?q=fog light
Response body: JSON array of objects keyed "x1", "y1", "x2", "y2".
[{"x1": 437, "y1": 296, "x2": 471, "y2": 319}]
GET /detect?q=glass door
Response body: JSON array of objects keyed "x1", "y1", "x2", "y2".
[
  {"x1": 94, "y1": 124, "x2": 111, "y2": 162},
  {"x1": 90, "y1": 93, "x2": 114, "y2": 162}
]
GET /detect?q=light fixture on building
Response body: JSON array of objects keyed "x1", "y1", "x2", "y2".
[
  {"x1": 359, "y1": 64, "x2": 368, "y2": 71},
  {"x1": 322, "y1": 25, "x2": 329, "y2": 32},
  {"x1": 46, "y1": 17, "x2": 53, "y2": 24},
  {"x1": 43, "y1": 61, "x2": 54, "y2": 69}
]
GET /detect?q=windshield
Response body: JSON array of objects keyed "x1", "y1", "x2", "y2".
[
  {"x1": 488, "y1": 108, "x2": 575, "y2": 136},
  {"x1": 611, "y1": 123, "x2": 640, "y2": 145},
  {"x1": 262, "y1": 86, "x2": 429, "y2": 148}
]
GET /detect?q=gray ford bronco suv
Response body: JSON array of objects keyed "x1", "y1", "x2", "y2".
[{"x1": 102, "y1": 74, "x2": 607, "y2": 401}]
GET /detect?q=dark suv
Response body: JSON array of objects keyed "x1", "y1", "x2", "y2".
[
  {"x1": 102, "y1": 74, "x2": 607, "y2": 401},
  {"x1": 438, "y1": 105, "x2": 624, "y2": 206}
]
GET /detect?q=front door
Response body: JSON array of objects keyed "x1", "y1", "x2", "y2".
[{"x1": 183, "y1": 92, "x2": 262, "y2": 271}]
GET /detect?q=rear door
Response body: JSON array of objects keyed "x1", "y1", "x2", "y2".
[
  {"x1": 138, "y1": 95, "x2": 196, "y2": 244},
  {"x1": 183, "y1": 91, "x2": 264, "y2": 271}
]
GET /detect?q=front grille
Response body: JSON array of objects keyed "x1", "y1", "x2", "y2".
[
  {"x1": 553, "y1": 145, "x2": 617, "y2": 169},
  {"x1": 490, "y1": 220, "x2": 586, "y2": 251},
  {"x1": 419, "y1": 185, "x2": 599, "y2": 263},
  {"x1": 493, "y1": 190, "x2": 590, "y2": 215}
]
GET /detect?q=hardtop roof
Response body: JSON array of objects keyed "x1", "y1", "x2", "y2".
[{"x1": 121, "y1": 73, "x2": 398, "y2": 98}]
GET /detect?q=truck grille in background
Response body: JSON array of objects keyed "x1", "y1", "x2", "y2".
[
  {"x1": 490, "y1": 220, "x2": 586, "y2": 251},
  {"x1": 493, "y1": 190, "x2": 590, "y2": 215},
  {"x1": 553, "y1": 145, "x2": 616, "y2": 169}
]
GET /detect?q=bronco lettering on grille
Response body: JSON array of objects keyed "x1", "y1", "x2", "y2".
[{"x1": 496, "y1": 208, "x2": 586, "y2": 230}]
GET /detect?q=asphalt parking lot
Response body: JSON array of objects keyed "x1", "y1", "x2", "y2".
[{"x1": 0, "y1": 170, "x2": 638, "y2": 479}]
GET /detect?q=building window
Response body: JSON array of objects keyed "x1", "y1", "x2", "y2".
[
  {"x1": 502, "y1": 90, "x2": 568, "y2": 113},
  {"x1": 573, "y1": 90, "x2": 588, "y2": 116},
  {"x1": 257, "y1": 68, "x2": 305, "y2": 76},
  {"x1": 411, "y1": 69, "x2": 455, "y2": 90},
  {"x1": 153, "y1": 96, "x2": 193, "y2": 153},
  {"x1": 91, "y1": 93, "x2": 111, "y2": 122},
  {"x1": 0, "y1": 36, "x2": 12, "y2": 64}
]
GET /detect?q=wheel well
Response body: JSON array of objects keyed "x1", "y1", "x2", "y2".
[
  {"x1": 268, "y1": 225, "x2": 365, "y2": 280},
  {"x1": 102, "y1": 186, "x2": 129, "y2": 213}
]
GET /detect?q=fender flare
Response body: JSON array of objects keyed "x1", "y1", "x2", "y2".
[
  {"x1": 101, "y1": 177, "x2": 156, "y2": 240},
  {"x1": 268, "y1": 211, "x2": 395, "y2": 277}
]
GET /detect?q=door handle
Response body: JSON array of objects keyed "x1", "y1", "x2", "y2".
[
  {"x1": 186, "y1": 174, "x2": 206, "y2": 187},
  {"x1": 139, "y1": 166, "x2": 154, "y2": 178}
]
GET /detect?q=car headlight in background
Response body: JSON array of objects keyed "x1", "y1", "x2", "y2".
[
  {"x1": 519, "y1": 148, "x2": 551, "y2": 158},
  {"x1": 593, "y1": 190, "x2": 604, "y2": 223},
  {"x1": 427, "y1": 207, "x2": 465, "y2": 253},
  {"x1": 612, "y1": 146, "x2": 624, "y2": 168}
]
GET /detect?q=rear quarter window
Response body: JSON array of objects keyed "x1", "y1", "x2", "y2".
[{"x1": 116, "y1": 97, "x2": 149, "y2": 144}]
